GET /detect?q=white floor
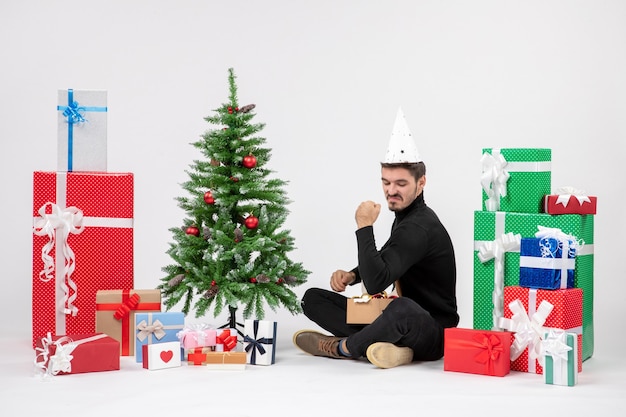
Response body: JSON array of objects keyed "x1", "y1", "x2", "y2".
[{"x1": 1, "y1": 318, "x2": 624, "y2": 416}]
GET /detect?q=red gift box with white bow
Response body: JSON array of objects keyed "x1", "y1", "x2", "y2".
[
  {"x1": 34, "y1": 333, "x2": 119, "y2": 376},
  {"x1": 32, "y1": 171, "x2": 134, "y2": 348},
  {"x1": 542, "y1": 187, "x2": 597, "y2": 215},
  {"x1": 499, "y1": 286, "x2": 583, "y2": 374}
]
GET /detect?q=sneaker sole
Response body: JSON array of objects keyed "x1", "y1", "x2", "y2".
[{"x1": 366, "y1": 342, "x2": 414, "y2": 369}]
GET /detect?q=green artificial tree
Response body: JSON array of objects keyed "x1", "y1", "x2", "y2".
[{"x1": 159, "y1": 68, "x2": 310, "y2": 331}]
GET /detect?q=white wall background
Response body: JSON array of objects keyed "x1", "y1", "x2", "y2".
[{"x1": 1, "y1": 0, "x2": 624, "y2": 356}]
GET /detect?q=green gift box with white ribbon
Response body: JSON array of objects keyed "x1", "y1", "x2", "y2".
[
  {"x1": 473, "y1": 210, "x2": 594, "y2": 360},
  {"x1": 481, "y1": 148, "x2": 551, "y2": 213},
  {"x1": 543, "y1": 331, "x2": 579, "y2": 386}
]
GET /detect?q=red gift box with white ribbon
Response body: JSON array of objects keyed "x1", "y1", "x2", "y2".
[
  {"x1": 499, "y1": 286, "x2": 583, "y2": 374},
  {"x1": 32, "y1": 171, "x2": 134, "y2": 348},
  {"x1": 542, "y1": 187, "x2": 597, "y2": 215},
  {"x1": 34, "y1": 333, "x2": 119, "y2": 376}
]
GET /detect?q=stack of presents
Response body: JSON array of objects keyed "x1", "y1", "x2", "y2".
[
  {"x1": 32, "y1": 89, "x2": 277, "y2": 377},
  {"x1": 444, "y1": 148, "x2": 596, "y2": 386}
]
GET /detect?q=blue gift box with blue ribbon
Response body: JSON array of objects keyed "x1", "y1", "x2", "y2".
[
  {"x1": 243, "y1": 319, "x2": 277, "y2": 365},
  {"x1": 57, "y1": 89, "x2": 108, "y2": 172},
  {"x1": 519, "y1": 236, "x2": 576, "y2": 290}
]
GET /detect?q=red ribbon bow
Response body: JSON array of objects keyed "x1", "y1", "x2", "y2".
[
  {"x1": 113, "y1": 293, "x2": 140, "y2": 320},
  {"x1": 471, "y1": 333, "x2": 504, "y2": 374},
  {"x1": 216, "y1": 330, "x2": 237, "y2": 351}
]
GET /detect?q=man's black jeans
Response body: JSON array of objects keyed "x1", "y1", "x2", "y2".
[{"x1": 301, "y1": 288, "x2": 445, "y2": 360}]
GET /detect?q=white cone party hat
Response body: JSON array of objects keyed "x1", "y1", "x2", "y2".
[{"x1": 383, "y1": 107, "x2": 422, "y2": 164}]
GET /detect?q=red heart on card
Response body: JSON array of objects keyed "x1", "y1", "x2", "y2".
[{"x1": 160, "y1": 350, "x2": 174, "y2": 363}]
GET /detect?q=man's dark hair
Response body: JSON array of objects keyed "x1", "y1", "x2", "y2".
[{"x1": 380, "y1": 162, "x2": 426, "y2": 181}]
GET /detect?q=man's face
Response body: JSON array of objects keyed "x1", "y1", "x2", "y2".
[{"x1": 381, "y1": 166, "x2": 425, "y2": 212}]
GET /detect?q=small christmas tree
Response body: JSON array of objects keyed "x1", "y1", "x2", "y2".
[{"x1": 159, "y1": 68, "x2": 310, "y2": 326}]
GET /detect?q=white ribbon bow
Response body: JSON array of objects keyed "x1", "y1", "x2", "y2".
[
  {"x1": 555, "y1": 186, "x2": 592, "y2": 208},
  {"x1": 48, "y1": 342, "x2": 76, "y2": 375},
  {"x1": 34, "y1": 333, "x2": 77, "y2": 377},
  {"x1": 480, "y1": 150, "x2": 510, "y2": 211},
  {"x1": 499, "y1": 299, "x2": 553, "y2": 365},
  {"x1": 535, "y1": 225, "x2": 582, "y2": 257},
  {"x1": 177, "y1": 323, "x2": 214, "y2": 346},
  {"x1": 34, "y1": 333, "x2": 107, "y2": 378},
  {"x1": 541, "y1": 329, "x2": 572, "y2": 364},
  {"x1": 136, "y1": 319, "x2": 166, "y2": 342},
  {"x1": 478, "y1": 232, "x2": 521, "y2": 330},
  {"x1": 33, "y1": 202, "x2": 85, "y2": 315}
]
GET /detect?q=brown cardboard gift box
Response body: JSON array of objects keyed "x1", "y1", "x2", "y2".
[
  {"x1": 346, "y1": 296, "x2": 395, "y2": 324},
  {"x1": 96, "y1": 289, "x2": 161, "y2": 356}
]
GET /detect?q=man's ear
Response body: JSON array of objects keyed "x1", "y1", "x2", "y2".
[{"x1": 419, "y1": 175, "x2": 427, "y2": 188}]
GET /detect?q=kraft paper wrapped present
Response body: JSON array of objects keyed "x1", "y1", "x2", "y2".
[
  {"x1": 346, "y1": 294, "x2": 396, "y2": 324},
  {"x1": 142, "y1": 341, "x2": 182, "y2": 370},
  {"x1": 177, "y1": 324, "x2": 217, "y2": 349},
  {"x1": 473, "y1": 210, "x2": 594, "y2": 361},
  {"x1": 499, "y1": 286, "x2": 583, "y2": 375},
  {"x1": 542, "y1": 187, "x2": 597, "y2": 215},
  {"x1": 57, "y1": 89, "x2": 108, "y2": 172},
  {"x1": 542, "y1": 330, "x2": 579, "y2": 386},
  {"x1": 34, "y1": 333, "x2": 119, "y2": 376},
  {"x1": 519, "y1": 229, "x2": 580, "y2": 290},
  {"x1": 243, "y1": 319, "x2": 277, "y2": 365},
  {"x1": 186, "y1": 348, "x2": 246, "y2": 370},
  {"x1": 135, "y1": 312, "x2": 185, "y2": 362},
  {"x1": 32, "y1": 171, "x2": 134, "y2": 348},
  {"x1": 443, "y1": 328, "x2": 511, "y2": 377},
  {"x1": 96, "y1": 289, "x2": 161, "y2": 356},
  {"x1": 481, "y1": 148, "x2": 551, "y2": 213}
]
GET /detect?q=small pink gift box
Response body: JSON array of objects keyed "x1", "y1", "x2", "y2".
[{"x1": 177, "y1": 324, "x2": 217, "y2": 349}]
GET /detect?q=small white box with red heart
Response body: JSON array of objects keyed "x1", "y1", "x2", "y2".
[{"x1": 142, "y1": 341, "x2": 181, "y2": 370}]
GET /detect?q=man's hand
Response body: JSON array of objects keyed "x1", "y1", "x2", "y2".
[
  {"x1": 355, "y1": 200, "x2": 381, "y2": 229},
  {"x1": 330, "y1": 270, "x2": 356, "y2": 292}
]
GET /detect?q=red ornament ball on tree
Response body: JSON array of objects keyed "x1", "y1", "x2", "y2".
[
  {"x1": 244, "y1": 215, "x2": 259, "y2": 229},
  {"x1": 204, "y1": 191, "x2": 215, "y2": 204},
  {"x1": 249, "y1": 277, "x2": 257, "y2": 283},
  {"x1": 242, "y1": 154, "x2": 257, "y2": 169},
  {"x1": 185, "y1": 226, "x2": 200, "y2": 237}
]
